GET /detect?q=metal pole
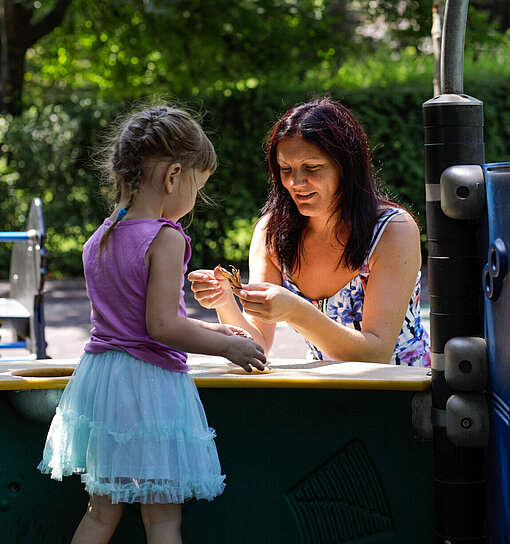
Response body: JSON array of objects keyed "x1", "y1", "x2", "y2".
[
  {"x1": 441, "y1": 0, "x2": 469, "y2": 94},
  {"x1": 423, "y1": 0, "x2": 487, "y2": 541}
]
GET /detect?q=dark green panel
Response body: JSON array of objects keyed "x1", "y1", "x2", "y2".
[
  {"x1": 0, "y1": 392, "x2": 145, "y2": 543},
  {"x1": 1, "y1": 387, "x2": 433, "y2": 543},
  {"x1": 182, "y1": 388, "x2": 434, "y2": 544}
]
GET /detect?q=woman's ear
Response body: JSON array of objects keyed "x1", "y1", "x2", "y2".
[{"x1": 164, "y1": 163, "x2": 182, "y2": 193}]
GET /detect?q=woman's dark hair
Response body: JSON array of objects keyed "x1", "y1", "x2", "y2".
[{"x1": 262, "y1": 96, "x2": 394, "y2": 274}]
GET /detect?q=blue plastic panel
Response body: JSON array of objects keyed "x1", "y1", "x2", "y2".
[{"x1": 483, "y1": 162, "x2": 510, "y2": 543}]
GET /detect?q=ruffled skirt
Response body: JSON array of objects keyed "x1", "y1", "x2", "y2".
[{"x1": 38, "y1": 350, "x2": 225, "y2": 504}]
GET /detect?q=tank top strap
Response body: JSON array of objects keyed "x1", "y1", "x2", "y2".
[
  {"x1": 366, "y1": 208, "x2": 408, "y2": 262},
  {"x1": 158, "y1": 218, "x2": 192, "y2": 269}
]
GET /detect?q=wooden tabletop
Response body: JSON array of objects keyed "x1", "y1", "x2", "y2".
[{"x1": 0, "y1": 356, "x2": 431, "y2": 392}]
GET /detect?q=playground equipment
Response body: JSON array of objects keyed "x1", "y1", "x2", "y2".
[
  {"x1": 423, "y1": 0, "x2": 510, "y2": 541},
  {"x1": 482, "y1": 163, "x2": 510, "y2": 543},
  {"x1": 0, "y1": 0, "x2": 508, "y2": 542},
  {"x1": 0, "y1": 198, "x2": 48, "y2": 361},
  {"x1": 0, "y1": 358, "x2": 434, "y2": 542}
]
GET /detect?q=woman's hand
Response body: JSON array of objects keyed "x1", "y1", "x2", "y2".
[
  {"x1": 234, "y1": 283, "x2": 299, "y2": 323},
  {"x1": 187, "y1": 267, "x2": 234, "y2": 309}
]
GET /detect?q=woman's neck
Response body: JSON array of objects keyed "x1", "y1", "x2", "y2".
[
  {"x1": 301, "y1": 216, "x2": 351, "y2": 255},
  {"x1": 305, "y1": 214, "x2": 341, "y2": 239}
]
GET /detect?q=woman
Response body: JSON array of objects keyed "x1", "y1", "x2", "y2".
[{"x1": 188, "y1": 97, "x2": 430, "y2": 366}]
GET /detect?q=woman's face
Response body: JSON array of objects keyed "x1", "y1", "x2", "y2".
[{"x1": 276, "y1": 136, "x2": 341, "y2": 219}]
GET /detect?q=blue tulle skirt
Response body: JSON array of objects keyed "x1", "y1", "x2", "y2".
[{"x1": 38, "y1": 350, "x2": 225, "y2": 504}]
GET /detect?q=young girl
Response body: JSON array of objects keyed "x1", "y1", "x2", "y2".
[{"x1": 38, "y1": 105, "x2": 266, "y2": 544}]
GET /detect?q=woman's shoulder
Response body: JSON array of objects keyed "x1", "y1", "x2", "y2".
[
  {"x1": 380, "y1": 206, "x2": 418, "y2": 228},
  {"x1": 254, "y1": 213, "x2": 271, "y2": 232},
  {"x1": 371, "y1": 207, "x2": 420, "y2": 262},
  {"x1": 375, "y1": 206, "x2": 419, "y2": 236},
  {"x1": 377, "y1": 205, "x2": 413, "y2": 220},
  {"x1": 251, "y1": 214, "x2": 272, "y2": 249},
  {"x1": 250, "y1": 214, "x2": 281, "y2": 272}
]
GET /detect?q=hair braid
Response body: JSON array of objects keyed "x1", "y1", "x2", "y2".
[{"x1": 98, "y1": 103, "x2": 217, "y2": 254}]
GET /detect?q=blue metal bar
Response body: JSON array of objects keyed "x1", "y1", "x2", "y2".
[
  {"x1": 0, "y1": 355, "x2": 36, "y2": 362},
  {"x1": 0, "y1": 341, "x2": 28, "y2": 349},
  {"x1": 0, "y1": 232, "x2": 31, "y2": 242}
]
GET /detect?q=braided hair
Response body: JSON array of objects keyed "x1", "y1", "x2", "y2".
[{"x1": 98, "y1": 105, "x2": 217, "y2": 254}]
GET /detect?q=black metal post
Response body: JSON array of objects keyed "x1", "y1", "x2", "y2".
[{"x1": 423, "y1": 0, "x2": 486, "y2": 542}]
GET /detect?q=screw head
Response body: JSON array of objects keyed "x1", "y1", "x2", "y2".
[
  {"x1": 461, "y1": 418, "x2": 472, "y2": 429},
  {"x1": 8, "y1": 482, "x2": 20, "y2": 494}
]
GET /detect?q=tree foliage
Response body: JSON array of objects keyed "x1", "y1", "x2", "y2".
[
  {"x1": 353, "y1": 0, "x2": 509, "y2": 49},
  {"x1": 25, "y1": 0, "x2": 359, "y2": 106},
  {"x1": 0, "y1": 0, "x2": 71, "y2": 113},
  {"x1": 2, "y1": 74, "x2": 509, "y2": 277},
  {"x1": 0, "y1": 0, "x2": 509, "y2": 277}
]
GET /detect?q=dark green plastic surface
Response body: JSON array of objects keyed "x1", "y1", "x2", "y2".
[{"x1": 1, "y1": 387, "x2": 433, "y2": 543}]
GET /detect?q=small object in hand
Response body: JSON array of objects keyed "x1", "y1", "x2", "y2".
[
  {"x1": 218, "y1": 265, "x2": 242, "y2": 289},
  {"x1": 234, "y1": 330, "x2": 248, "y2": 338}
]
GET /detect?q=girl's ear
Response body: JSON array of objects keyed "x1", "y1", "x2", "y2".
[{"x1": 164, "y1": 163, "x2": 182, "y2": 193}]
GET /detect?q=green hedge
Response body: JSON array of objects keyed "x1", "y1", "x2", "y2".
[{"x1": 1, "y1": 81, "x2": 509, "y2": 277}]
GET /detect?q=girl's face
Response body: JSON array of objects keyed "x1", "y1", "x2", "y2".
[
  {"x1": 172, "y1": 168, "x2": 211, "y2": 219},
  {"x1": 276, "y1": 136, "x2": 341, "y2": 220}
]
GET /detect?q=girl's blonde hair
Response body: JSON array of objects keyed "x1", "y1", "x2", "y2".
[{"x1": 98, "y1": 104, "x2": 217, "y2": 253}]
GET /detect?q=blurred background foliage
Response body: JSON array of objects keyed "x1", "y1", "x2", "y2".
[{"x1": 0, "y1": 0, "x2": 509, "y2": 277}]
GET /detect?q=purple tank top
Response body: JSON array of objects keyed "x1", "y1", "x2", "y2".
[{"x1": 83, "y1": 218, "x2": 191, "y2": 372}]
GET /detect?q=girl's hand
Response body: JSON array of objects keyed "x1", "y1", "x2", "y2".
[
  {"x1": 234, "y1": 283, "x2": 298, "y2": 323},
  {"x1": 187, "y1": 267, "x2": 234, "y2": 309},
  {"x1": 223, "y1": 335, "x2": 267, "y2": 372}
]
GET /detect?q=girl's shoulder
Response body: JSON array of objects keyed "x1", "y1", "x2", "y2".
[
  {"x1": 151, "y1": 221, "x2": 187, "y2": 246},
  {"x1": 103, "y1": 217, "x2": 190, "y2": 241},
  {"x1": 146, "y1": 219, "x2": 191, "y2": 259},
  {"x1": 84, "y1": 217, "x2": 191, "y2": 267}
]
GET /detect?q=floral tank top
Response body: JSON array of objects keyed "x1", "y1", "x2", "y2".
[{"x1": 282, "y1": 208, "x2": 431, "y2": 367}]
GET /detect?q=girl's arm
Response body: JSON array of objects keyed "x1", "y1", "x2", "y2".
[
  {"x1": 188, "y1": 318, "x2": 252, "y2": 337},
  {"x1": 145, "y1": 227, "x2": 266, "y2": 371},
  {"x1": 187, "y1": 217, "x2": 279, "y2": 354},
  {"x1": 237, "y1": 214, "x2": 421, "y2": 363}
]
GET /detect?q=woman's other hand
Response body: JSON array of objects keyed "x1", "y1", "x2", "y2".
[{"x1": 234, "y1": 282, "x2": 299, "y2": 323}]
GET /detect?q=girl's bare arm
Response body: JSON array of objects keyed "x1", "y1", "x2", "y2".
[
  {"x1": 187, "y1": 217, "x2": 279, "y2": 353},
  {"x1": 145, "y1": 227, "x2": 266, "y2": 371}
]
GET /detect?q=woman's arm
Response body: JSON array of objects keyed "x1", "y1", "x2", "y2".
[
  {"x1": 237, "y1": 214, "x2": 421, "y2": 363},
  {"x1": 187, "y1": 217, "x2": 279, "y2": 353},
  {"x1": 146, "y1": 227, "x2": 266, "y2": 371}
]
